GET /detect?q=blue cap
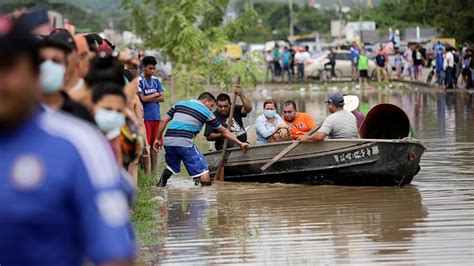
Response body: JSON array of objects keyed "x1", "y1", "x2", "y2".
[{"x1": 324, "y1": 92, "x2": 345, "y2": 107}]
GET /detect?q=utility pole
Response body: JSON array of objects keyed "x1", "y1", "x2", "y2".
[{"x1": 289, "y1": 0, "x2": 294, "y2": 37}]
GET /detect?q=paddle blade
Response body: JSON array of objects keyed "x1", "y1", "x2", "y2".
[{"x1": 215, "y1": 164, "x2": 224, "y2": 181}]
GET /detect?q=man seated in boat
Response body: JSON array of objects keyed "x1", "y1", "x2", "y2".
[
  {"x1": 281, "y1": 100, "x2": 316, "y2": 139},
  {"x1": 256, "y1": 99, "x2": 291, "y2": 145},
  {"x1": 298, "y1": 92, "x2": 359, "y2": 142},
  {"x1": 154, "y1": 92, "x2": 250, "y2": 187},
  {"x1": 204, "y1": 86, "x2": 253, "y2": 150}
]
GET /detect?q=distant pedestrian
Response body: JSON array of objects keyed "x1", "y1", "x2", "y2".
[
  {"x1": 289, "y1": 44, "x2": 296, "y2": 78},
  {"x1": 272, "y1": 45, "x2": 281, "y2": 77},
  {"x1": 461, "y1": 54, "x2": 472, "y2": 89},
  {"x1": 412, "y1": 45, "x2": 424, "y2": 81},
  {"x1": 350, "y1": 42, "x2": 360, "y2": 81},
  {"x1": 324, "y1": 47, "x2": 337, "y2": 79},
  {"x1": 435, "y1": 47, "x2": 446, "y2": 87},
  {"x1": 358, "y1": 48, "x2": 369, "y2": 88},
  {"x1": 265, "y1": 49, "x2": 274, "y2": 82},
  {"x1": 295, "y1": 46, "x2": 310, "y2": 82},
  {"x1": 403, "y1": 45, "x2": 415, "y2": 80},
  {"x1": 282, "y1": 47, "x2": 292, "y2": 81},
  {"x1": 445, "y1": 47, "x2": 455, "y2": 88},
  {"x1": 375, "y1": 43, "x2": 388, "y2": 82},
  {"x1": 394, "y1": 50, "x2": 402, "y2": 79}
]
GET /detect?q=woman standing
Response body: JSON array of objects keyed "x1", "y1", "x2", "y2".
[{"x1": 255, "y1": 99, "x2": 288, "y2": 145}]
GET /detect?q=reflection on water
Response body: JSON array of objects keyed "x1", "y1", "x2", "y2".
[{"x1": 141, "y1": 85, "x2": 474, "y2": 265}]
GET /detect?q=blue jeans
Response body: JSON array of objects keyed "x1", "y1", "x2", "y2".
[
  {"x1": 446, "y1": 67, "x2": 454, "y2": 88},
  {"x1": 283, "y1": 62, "x2": 292, "y2": 80},
  {"x1": 436, "y1": 70, "x2": 445, "y2": 86}
]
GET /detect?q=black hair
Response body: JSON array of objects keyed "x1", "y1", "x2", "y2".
[
  {"x1": 84, "y1": 34, "x2": 98, "y2": 52},
  {"x1": 92, "y1": 82, "x2": 126, "y2": 103},
  {"x1": 283, "y1": 100, "x2": 297, "y2": 110},
  {"x1": 216, "y1": 93, "x2": 231, "y2": 103},
  {"x1": 142, "y1": 56, "x2": 157, "y2": 67},
  {"x1": 197, "y1": 92, "x2": 216, "y2": 103},
  {"x1": 85, "y1": 54, "x2": 125, "y2": 87},
  {"x1": 0, "y1": 18, "x2": 41, "y2": 73}
]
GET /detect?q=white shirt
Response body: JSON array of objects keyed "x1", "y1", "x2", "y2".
[
  {"x1": 446, "y1": 51, "x2": 454, "y2": 67},
  {"x1": 295, "y1": 51, "x2": 310, "y2": 64}
]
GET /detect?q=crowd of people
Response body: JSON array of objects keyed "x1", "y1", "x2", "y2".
[
  {"x1": 431, "y1": 42, "x2": 473, "y2": 89},
  {"x1": 265, "y1": 44, "x2": 311, "y2": 82}
]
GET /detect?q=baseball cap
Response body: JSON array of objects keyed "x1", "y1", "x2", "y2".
[
  {"x1": 324, "y1": 92, "x2": 345, "y2": 107},
  {"x1": 46, "y1": 28, "x2": 76, "y2": 53}
]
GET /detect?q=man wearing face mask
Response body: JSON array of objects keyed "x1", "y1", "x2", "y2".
[
  {"x1": 39, "y1": 33, "x2": 95, "y2": 124},
  {"x1": 0, "y1": 17, "x2": 135, "y2": 265}
]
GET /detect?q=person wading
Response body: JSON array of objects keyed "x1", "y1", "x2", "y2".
[{"x1": 155, "y1": 92, "x2": 249, "y2": 187}]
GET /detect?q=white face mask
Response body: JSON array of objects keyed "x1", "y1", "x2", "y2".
[
  {"x1": 40, "y1": 60, "x2": 65, "y2": 94},
  {"x1": 94, "y1": 108, "x2": 126, "y2": 133},
  {"x1": 264, "y1": 109, "x2": 276, "y2": 119}
]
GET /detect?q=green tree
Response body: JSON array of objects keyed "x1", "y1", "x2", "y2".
[{"x1": 121, "y1": 0, "x2": 263, "y2": 101}]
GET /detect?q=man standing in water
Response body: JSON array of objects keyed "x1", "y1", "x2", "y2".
[
  {"x1": 155, "y1": 92, "x2": 250, "y2": 187},
  {"x1": 0, "y1": 18, "x2": 134, "y2": 265},
  {"x1": 204, "y1": 86, "x2": 252, "y2": 151},
  {"x1": 298, "y1": 92, "x2": 358, "y2": 142}
]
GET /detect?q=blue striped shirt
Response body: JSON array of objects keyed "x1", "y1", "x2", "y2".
[{"x1": 164, "y1": 100, "x2": 221, "y2": 147}]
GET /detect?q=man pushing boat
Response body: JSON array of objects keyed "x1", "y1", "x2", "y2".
[{"x1": 154, "y1": 92, "x2": 250, "y2": 187}]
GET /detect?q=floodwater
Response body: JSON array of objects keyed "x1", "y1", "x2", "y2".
[{"x1": 141, "y1": 84, "x2": 474, "y2": 265}]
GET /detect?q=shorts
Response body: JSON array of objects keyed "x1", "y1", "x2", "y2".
[
  {"x1": 359, "y1": 69, "x2": 368, "y2": 78},
  {"x1": 144, "y1": 120, "x2": 160, "y2": 145},
  {"x1": 164, "y1": 145, "x2": 208, "y2": 177}
]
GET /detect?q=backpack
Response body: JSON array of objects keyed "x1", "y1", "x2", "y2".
[
  {"x1": 375, "y1": 54, "x2": 385, "y2": 67},
  {"x1": 453, "y1": 53, "x2": 460, "y2": 64}
]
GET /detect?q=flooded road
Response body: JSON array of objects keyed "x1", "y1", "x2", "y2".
[{"x1": 141, "y1": 85, "x2": 474, "y2": 265}]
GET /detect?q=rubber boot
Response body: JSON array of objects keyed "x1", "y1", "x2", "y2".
[{"x1": 157, "y1": 169, "x2": 173, "y2": 187}]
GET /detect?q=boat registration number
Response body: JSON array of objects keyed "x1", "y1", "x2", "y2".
[{"x1": 334, "y1": 146, "x2": 379, "y2": 163}]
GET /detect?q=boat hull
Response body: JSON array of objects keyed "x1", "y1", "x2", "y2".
[{"x1": 205, "y1": 139, "x2": 426, "y2": 186}]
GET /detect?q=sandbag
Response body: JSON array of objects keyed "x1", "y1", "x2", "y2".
[{"x1": 359, "y1": 103, "x2": 410, "y2": 139}]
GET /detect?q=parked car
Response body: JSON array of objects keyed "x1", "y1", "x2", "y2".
[{"x1": 304, "y1": 50, "x2": 383, "y2": 80}]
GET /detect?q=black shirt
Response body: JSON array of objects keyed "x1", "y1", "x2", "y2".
[
  {"x1": 204, "y1": 104, "x2": 247, "y2": 150},
  {"x1": 60, "y1": 91, "x2": 96, "y2": 125}
]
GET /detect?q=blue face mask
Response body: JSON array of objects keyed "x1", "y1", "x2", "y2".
[
  {"x1": 95, "y1": 108, "x2": 126, "y2": 133},
  {"x1": 264, "y1": 109, "x2": 276, "y2": 119},
  {"x1": 40, "y1": 60, "x2": 65, "y2": 94}
]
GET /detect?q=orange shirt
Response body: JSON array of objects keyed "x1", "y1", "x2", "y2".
[{"x1": 283, "y1": 112, "x2": 316, "y2": 139}]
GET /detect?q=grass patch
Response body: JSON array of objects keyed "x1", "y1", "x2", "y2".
[{"x1": 132, "y1": 169, "x2": 163, "y2": 247}]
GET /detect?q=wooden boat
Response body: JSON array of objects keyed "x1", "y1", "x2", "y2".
[{"x1": 205, "y1": 103, "x2": 426, "y2": 186}]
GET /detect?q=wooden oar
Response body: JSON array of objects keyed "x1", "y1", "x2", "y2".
[
  {"x1": 260, "y1": 122, "x2": 323, "y2": 172},
  {"x1": 214, "y1": 76, "x2": 241, "y2": 182}
]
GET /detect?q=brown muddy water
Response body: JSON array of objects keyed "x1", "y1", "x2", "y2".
[{"x1": 141, "y1": 85, "x2": 474, "y2": 265}]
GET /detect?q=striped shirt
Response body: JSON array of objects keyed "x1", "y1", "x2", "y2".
[{"x1": 164, "y1": 100, "x2": 221, "y2": 147}]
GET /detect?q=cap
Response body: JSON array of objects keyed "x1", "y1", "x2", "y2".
[
  {"x1": 0, "y1": 16, "x2": 41, "y2": 71},
  {"x1": 46, "y1": 28, "x2": 76, "y2": 53},
  {"x1": 324, "y1": 92, "x2": 344, "y2": 107},
  {"x1": 343, "y1": 95, "x2": 359, "y2": 112},
  {"x1": 74, "y1": 35, "x2": 88, "y2": 55}
]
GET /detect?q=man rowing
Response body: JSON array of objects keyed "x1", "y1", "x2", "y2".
[{"x1": 204, "y1": 85, "x2": 252, "y2": 151}]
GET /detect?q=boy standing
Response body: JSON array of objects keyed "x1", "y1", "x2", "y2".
[{"x1": 138, "y1": 56, "x2": 164, "y2": 173}]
